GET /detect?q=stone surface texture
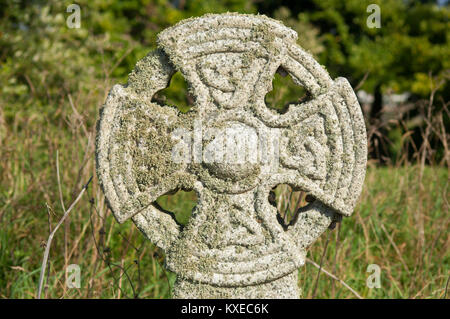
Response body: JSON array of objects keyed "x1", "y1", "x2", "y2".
[{"x1": 95, "y1": 13, "x2": 367, "y2": 298}]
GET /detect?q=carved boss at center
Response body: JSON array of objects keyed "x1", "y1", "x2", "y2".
[{"x1": 96, "y1": 13, "x2": 367, "y2": 298}]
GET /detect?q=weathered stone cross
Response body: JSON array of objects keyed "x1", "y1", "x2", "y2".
[{"x1": 96, "y1": 13, "x2": 367, "y2": 298}]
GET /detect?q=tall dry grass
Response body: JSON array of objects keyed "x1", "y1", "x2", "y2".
[
  {"x1": 0, "y1": 63, "x2": 448, "y2": 299},
  {"x1": 275, "y1": 76, "x2": 449, "y2": 298}
]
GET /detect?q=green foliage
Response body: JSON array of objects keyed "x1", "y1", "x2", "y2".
[
  {"x1": 265, "y1": 72, "x2": 308, "y2": 113},
  {"x1": 261, "y1": 0, "x2": 449, "y2": 164},
  {"x1": 286, "y1": 0, "x2": 450, "y2": 98},
  {"x1": 0, "y1": 0, "x2": 256, "y2": 115},
  {"x1": 156, "y1": 190, "x2": 197, "y2": 225}
]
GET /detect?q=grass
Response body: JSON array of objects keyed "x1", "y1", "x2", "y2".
[
  {"x1": 301, "y1": 165, "x2": 448, "y2": 298},
  {"x1": 152, "y1": 165, "x2": 450, "y2": 299},
  {"x1": 0, "y1": 139, "x2": 448, "y2": 299},
  {"x1": 0, "y1": 47, "x2": 448, "y2": 299}
]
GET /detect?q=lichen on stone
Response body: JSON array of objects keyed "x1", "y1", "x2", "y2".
[{"x1": 95, "y1": 13, "x2": 367, "y2": 299}]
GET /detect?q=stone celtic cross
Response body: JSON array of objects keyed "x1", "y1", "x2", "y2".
[{"x1": 96, "y1": 13, "x2": 367, "y2": 298}]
